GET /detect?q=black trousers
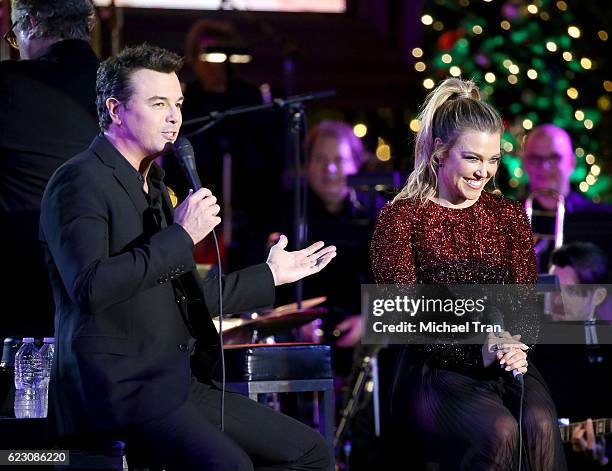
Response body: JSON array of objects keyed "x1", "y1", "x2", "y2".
[{"x1": 123, "y1": 379, "x2": 331, "y2": 471}]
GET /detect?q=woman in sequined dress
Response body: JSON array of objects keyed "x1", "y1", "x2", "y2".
[{"x1": 370, "y1": 78, "x2": 566, "y2": 470}]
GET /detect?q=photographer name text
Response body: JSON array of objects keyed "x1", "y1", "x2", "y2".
[{"x1": 371, "y1": 320, "x2": 502, "y2": 334}]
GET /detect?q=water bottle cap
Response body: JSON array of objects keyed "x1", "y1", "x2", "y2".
[
  {"x1": 21, "y1": 337, "x2": 35, "y2": 343},
  {"x1": 43, "y1": 337, "x2": 55, "y2": 343}
]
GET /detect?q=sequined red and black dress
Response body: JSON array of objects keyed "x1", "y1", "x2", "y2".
[{"x1": 370, "y1": 191, "x2": 566, "y2": 470}]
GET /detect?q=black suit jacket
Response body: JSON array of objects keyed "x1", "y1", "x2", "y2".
[
  {"x1": 0, "y1": 39, "x2": 100, "y2": 339},
  {"x1": 40, "y1": 135, "x2": 275, "y2": 436}
]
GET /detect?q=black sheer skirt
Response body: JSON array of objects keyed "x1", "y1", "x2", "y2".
[{"x1": 390, "y1": 353, "x2": 567, "y2": 471}]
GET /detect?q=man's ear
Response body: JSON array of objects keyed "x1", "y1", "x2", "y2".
[
  {"x1": 25, "y1": 13, "x2": 39, "y2": 38},
  {"x1": 593, "y1": 287, "x2": 608, "y2": 308},
  {"x1": 569, "y1": 151, "x2": 577, "y2": 172},
  {"x1": 106, "y1": 98, "x2": 122, "y2": 126}
]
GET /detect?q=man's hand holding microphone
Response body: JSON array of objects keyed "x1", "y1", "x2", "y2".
[{"x1": 174, "y1": 188, "x2": 221, "y2": 244}]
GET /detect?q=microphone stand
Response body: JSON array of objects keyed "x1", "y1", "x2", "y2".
[
  {"x1": 289, "y1": 102, "x2": 306, "y2": 309},
  {"x1": 182, "y1": 91, "x2": 334, "y2": 133},
  {"x1": 181, "y1": 90, "x2": 335, "y2": 309}
]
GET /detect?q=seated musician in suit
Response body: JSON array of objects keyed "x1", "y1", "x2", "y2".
[
  {"x1": 301, "y1": 121, "x2": 373, "y2": 350},
  {"x1": 40, "y1": 44, "x2": 336, "y2": 471},
  {"x1": 268, "y1": 120, "x2": 374, "y2": 380},
  {"x1": 534, "y1": 242, "x2": 611, "y2": 469}
]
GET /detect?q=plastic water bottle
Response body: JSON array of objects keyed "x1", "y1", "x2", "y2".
[
  {"x1": 39, "y1": 338, "x2": 55, "y2": 418},
  {"x1": 14, "y1": 338, "x2": 44, "y2": 418}
]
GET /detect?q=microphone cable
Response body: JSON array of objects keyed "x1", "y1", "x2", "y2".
[
  {"x1": 210, "y1": 228, "x2": 226, "y2": 432},
  {"x1": 517, "y1": 372, "x2": 525, "y2": 471}
]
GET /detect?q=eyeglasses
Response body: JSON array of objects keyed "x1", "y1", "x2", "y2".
[
  {"x1": 524, "y1": 153, "x2": 563, "y2": 166},
  {"x1": 3, "y1": 19, "x2": 22, "y2": 50}
]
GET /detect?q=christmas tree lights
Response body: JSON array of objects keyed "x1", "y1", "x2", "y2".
[{"x1": 412, "y1": 0, "x2": 611, "y2": 200}]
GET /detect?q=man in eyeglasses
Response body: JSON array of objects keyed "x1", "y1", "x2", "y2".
[
  {"x1": 0, "y1": 0, "x2": 99, "y2": 342},
  {"x1": 521, "y1": 124, "x2": 612, "y2": 272},
  {"x1": 522, "y1": 124, "x2": 611, "y2": 214}
]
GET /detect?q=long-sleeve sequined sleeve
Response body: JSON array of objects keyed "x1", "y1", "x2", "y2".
[
  {"x1": 508, "y1": 202, "x2": 538, "y2": 284},
  {"x1": 370, "y1": 202, "x2": 417, "y2": 284}
]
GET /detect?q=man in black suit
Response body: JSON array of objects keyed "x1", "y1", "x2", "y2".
[
  {"x1": 0, "y1": 0, "x2": 99, "y2": 340},
  {"x1": 533, "y1": 243, "x2": 611, "y2": 470},
  {"x1": 40, "y1": 44, "x2": 336, "y2": 470}
]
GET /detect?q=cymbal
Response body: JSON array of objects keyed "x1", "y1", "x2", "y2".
[
  {"x1": 222, "y1": 307, "x2": 327, "y2": 344},
  {"x1": 212, "y1": 317, "x2": 244, "y2": 334},
  {"x1": 267, "y1": 296, "x2": 327, "y2": 315}
]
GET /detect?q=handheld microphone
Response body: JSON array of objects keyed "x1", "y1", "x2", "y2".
[
  {"x1": 172, "y1": 137, "x2": 202, "y2": 190},
  {"x1": 487, "y1": 306, "x2": 524, "y2": 383}
]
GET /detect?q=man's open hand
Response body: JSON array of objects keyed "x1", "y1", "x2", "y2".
[{"x1": 266, "y1": 235, "x2": 336, "y2": 286}]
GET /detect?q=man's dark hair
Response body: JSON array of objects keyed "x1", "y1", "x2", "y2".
[
  {"x1": 96, "y1": 44, "x2": 183, "y2": 131},
  {"x1": 11, "y1": 0, "x2": 95, "y2": 41},
  {"x1": 551, "y1": 242, "x2": 609, "y2": 284}
]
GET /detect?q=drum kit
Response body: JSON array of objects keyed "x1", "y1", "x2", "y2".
[{"x1": 213, "y1": 296, "x2": 328, "y2": 344}]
